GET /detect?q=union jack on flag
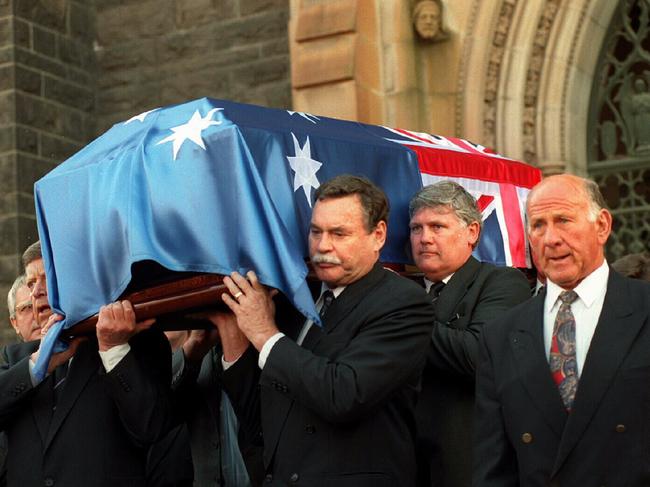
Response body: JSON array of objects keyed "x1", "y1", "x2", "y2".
[{"x1": 382, "y1": 127, "x2": 541, "y2": 268}]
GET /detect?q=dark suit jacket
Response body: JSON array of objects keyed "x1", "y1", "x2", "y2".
[
  {"x1": 223, "y1": 264, "x2": 434, "y2": 486},
  {"x1": 169, "y1": 347, "x2": 261, "y2": 487},
  {"x1": 0, "y1": 330, "x2": 172, "y2": 487},
  {"x1": 474, "y1": 270, "x2": 650, "y2": 486},
  {"x1": 416, "y1": 256, "x2": 530, "y2": 487}
]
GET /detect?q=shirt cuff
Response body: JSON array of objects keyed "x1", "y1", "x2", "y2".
[
  {"x1": 28, "y1": 358, "x2": 43, "y2": 386},
  {"x1": 99, "y1": 343, "x2": 131, "y2": 372},
  {"x1": 257, "y1": 332, "x2": 285, "y2": 369}
]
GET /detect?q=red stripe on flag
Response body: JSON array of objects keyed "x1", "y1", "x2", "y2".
[
  {"x1": 499, "y1": 183, "x2": 527, "y2": 267},
  {"x1": 446, "y1": 137, "x2": 485, "y2": 155},
  {"x1": 409, "y1": 144, "x2": 541, "y2": 188},
  {"x1": 476, "y1": 195, "x2": 494, "y2": 212}
]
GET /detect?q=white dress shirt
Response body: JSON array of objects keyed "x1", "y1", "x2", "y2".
[
  {"x1": 423, "y1": 273, "x2": 453, "y2": 293},
  {"x1": 255, "y1": 284, "x2": 346, "y2": 370},
  {"x1": 543, "y1": 260, "x2": 609, "y2": 377}
]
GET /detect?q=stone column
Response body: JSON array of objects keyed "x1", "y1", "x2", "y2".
[{"x1": 0, "y1": 0, "x2": 96, "y2": 343}]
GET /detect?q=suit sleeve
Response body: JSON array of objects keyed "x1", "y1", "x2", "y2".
[
  {"x1": 473, "y1": 327, "x2": 519, "y2": 487},
  {"x1": 260, "y1": 285, "x2": 433, "y2": 424},
  {"x1": 103, "y1": 328, "x2": 173, "y2": 446},
  {"x1": 429, "y1": 267, "x2": 530, "y2": 377},
  {"x1": 0, "y1": 357, "x2": 37, "y2": 429}
]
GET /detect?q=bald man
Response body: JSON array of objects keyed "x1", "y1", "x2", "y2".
[{"x1": 474, "y1": 174, "x2": 650, "y2": 486}]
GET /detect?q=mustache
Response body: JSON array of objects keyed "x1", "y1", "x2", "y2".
[{"x1": 311, "y1": 253, "x2": 342, "y2": 265}]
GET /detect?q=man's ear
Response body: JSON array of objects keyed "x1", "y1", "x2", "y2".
[
  {"x1": 467, "y1": 221, "x2": 481, "y2": 247},
  {"x1": 373, "y1": 221, "x2": 387, "y2": 251},
  {"x1": 595, "y1": 209, "x2": 612, "y2": 245}
]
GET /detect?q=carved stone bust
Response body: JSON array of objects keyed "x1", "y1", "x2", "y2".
[{"x1": 412, "y1": 0, "x2": 449, "y2": 42}]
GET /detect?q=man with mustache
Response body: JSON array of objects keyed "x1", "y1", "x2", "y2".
[
  {"x1": 474, "y1": 175, "x2": 650, "y2": 485},
  {"x1": 6, "y1": 275, "x2": 40, "y2": 342},
  {"x1": 0, "y1": 242, "x2": 172, "y2": 487},
  {"x1": 408, "y1": 181, "x2": 530, "y2": 487},
  {"x1": 210, "y1": 175, "x2": 434, "y2": 486}
]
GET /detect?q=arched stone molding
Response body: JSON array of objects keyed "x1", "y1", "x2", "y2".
[
  {"x1": 458, "y1": 0, "x2": 619, "y2": 175},
  {"x1": 536, "y1": 0, "x2": 618, "y2": 175}
]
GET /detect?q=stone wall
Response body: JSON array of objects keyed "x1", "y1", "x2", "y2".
[
  {"x1": 0, "y1": 0, "x2": 96, "y2": 345},
  {"x1": 95, "y1": 0, "x2": 292, "y2": 133}
]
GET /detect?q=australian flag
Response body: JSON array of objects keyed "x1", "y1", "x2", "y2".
[{"x1": 32, "y1": 97, "x2": 541, "y2": 379}]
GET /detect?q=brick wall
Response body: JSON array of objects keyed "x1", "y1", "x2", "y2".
[
  {"x1": 95, "y1": 0, "x2": 292, "y2": 132},
  {"x1": 0, "y1": 0, "x2": 96, "y2": 345}
]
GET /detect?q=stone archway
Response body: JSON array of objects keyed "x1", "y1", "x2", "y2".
[{"x1": 457, "y1": 0, "x2": 619, "y2": 175}]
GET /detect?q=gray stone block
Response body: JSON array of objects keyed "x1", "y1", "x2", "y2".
[
  {"x1": 16, "y1": 126, "x2": 38, "y2": 154},
  {"x1": 174, "y1": 0, "x2": 237, "y2": 30},
  {"x1": 261, "y1": 39, "x2": 290, "y2": 57},
  {"x1": 0, "y1": 18, "x2": 12, "y2": 47},
  {"x1": 16, "y1": 154, "x2": 56, "y2": 193},
  {"x1": 0, "y1": 217, "x2": 18, "y2": 254},
  {"x1": 218, "y1": 10, "x2": 289, "y2": 49},
  {"x1": 44, "y1": 76, "x2": 94, "y2": 111},
  {"x1": 0, "y1": 93, "x2": 16, "y2": 125},
  {"x1": 97, "y1": 39, "x2": 156, "y2": 71},
  {"x1": 240, "y1": 0, "x2": 288, "y2": 17},
  {"x1": 33, "y1": 25, "x2": 56, "y2": 57},
  {"x1": 58, "y1": 37, "x2": 95, "y2": 71},
  {"x1": 0, "y1": 47, "x2": 14, "y2": 65},
  {"x1": 0, "y1": 127, "x2": 14, "y2": 152},
  {"x1": 13, "y1": 19, "x2": 30, "y2": 49},
  {"x1": 16, "y1": 0, "x2": 67, "y2": 33},
  {"x1": 40, "y1": 133, "x2": 82, "y2": 162},
  {"x1": 16, "y1": 47, "x2": 67, "y2": 78},
  {"x1": 15, "y1": 65, "x2": 42, "y2": 95},
  {"x1": 0, "y1": 65, "x2": 14, "y2": 92},
  {"x1": 230, "y1": 56, "x2": 290, "y2": 89},
  {"x1": 96, "y1": 0, "x2": 174, "y2": 44},
  {"x1": 70, "y1": 2, "x2": 95, "y2": 42}
]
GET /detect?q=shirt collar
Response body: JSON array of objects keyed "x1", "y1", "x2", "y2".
[
  {"x1": 320, "y1": 283, "x2": 346, "y2": 299},
  {"x1": 545, "y1": 260, "x2": 609, "y2": 312},
  {"x1": 424, "y1": 273, "x2": 454, "y2": 293}
]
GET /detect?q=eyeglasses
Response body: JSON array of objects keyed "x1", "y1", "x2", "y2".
[{"x1": 15, "y1": 301, "x2": 33, "y2": 314}]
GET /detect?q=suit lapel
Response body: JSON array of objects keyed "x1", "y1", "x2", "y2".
[
  {"x1": 510, "y1": 293, "x2": 567, "y2": 438},
  {"x1": 307, "y1": 264, "x2": 384, "y2": 349},
  {"x1": 435, "y1": 257, "x2": 480, "y2": 321},
  {"x1": 553, "y1": 273, "x2": 644, "y2": 474},
  {"x1": 31, "y1": 375, "x2": 55, "y2": 446},
  {"x1": 44, "y1": 340, "x2": 98, "y2": 451}
]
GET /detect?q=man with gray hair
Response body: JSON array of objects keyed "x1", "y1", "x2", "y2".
[
  {"x1": 409, "y1": 180, "x2": 530, "y2": 487},
  {"x1": 474, "y1": 174, "x2": 650, "y2": 486},
  {"x1": 7, "y1": 275, "x2": 40, "y2": 342},
  {"x1": 0, "y1": 241, "x2": 173, "y2": 487}
]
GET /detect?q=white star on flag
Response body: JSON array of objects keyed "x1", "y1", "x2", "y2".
[
  {"x1": 287, "y1": 133, "x2": 322, "y2": 206},
  {"x1": 157, "y1": 108, "x2": 223, "y2": 160},
  {"x1": 124, "y1": 108, "x2": 159, "y2": 124},
  {"x1": 287, "y1": 110, "x2": 320, "y2": 124}
]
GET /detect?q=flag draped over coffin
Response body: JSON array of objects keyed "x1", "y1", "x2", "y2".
[{"x1": 33, "y1": 97, "x2": 541, "y2": 379}]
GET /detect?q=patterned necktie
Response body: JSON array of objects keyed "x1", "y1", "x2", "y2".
[
  {"x1": 549, "y1": 290, "x2": 579, "y2": 410},
  {"x1": 319, "y1": 290, "x2": 335, "y2": 319}
]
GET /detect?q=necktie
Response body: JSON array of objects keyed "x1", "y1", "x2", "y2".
[
  {"x1": 549, "y1": 290, "x2": 579, "y2": 410},
  {"x1": 428, "y1": 281, "x2": 446, "y2": 304},
  {"x1": 319, "y1": 290, "x2": 335, "y2": 319}
]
